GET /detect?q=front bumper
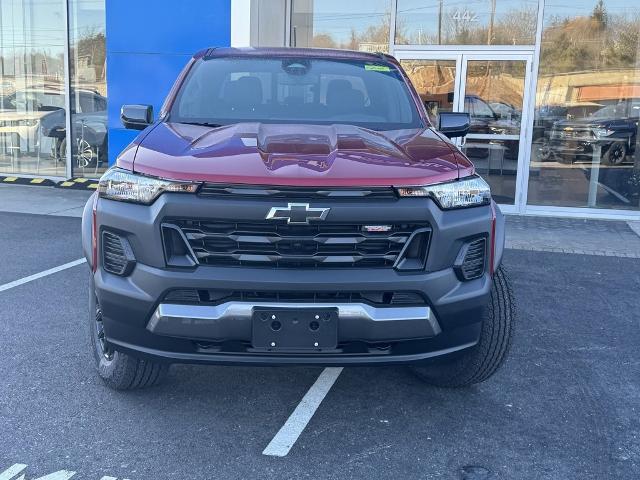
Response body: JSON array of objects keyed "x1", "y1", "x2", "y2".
[
  {"x1": 545, "y1": 139, "x2": 595, "y2": 157},
  {"x1": 149, "y1": 302, "x2": 441, "y2": 341},
  {"x1": 83, "y1": 191, "x2": 504, "y2": 366}
]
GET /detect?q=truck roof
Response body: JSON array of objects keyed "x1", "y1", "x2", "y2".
[{"x1": 195, "y1": 46, "x2": 393, "y2": 63}]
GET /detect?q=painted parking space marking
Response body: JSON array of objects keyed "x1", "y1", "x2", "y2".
[
  {"x1": 0, "y1": 464, "x2": 126, "y2": 480},
  {"x1": 263, "y1": 367, "x2": 343, "y2": 457},
  {"x1": 0, "y1": 464, "x2": 75, "y2": 479},
  {"x1": 0, "y1": 258, "x2": 86, "y2": 293},
  {"x1": 0, "y1": 464, "x2": 27, "y2": 480}
]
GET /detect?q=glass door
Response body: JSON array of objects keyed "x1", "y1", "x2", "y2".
[
  {"x1": 397, "y1": 51, "x2": 533, "y2": 211},
  {"x1": 397, "y1": 54, "x2": 462, "y2": 126},
  {"x1": 458, "y1": 55, "x2": 532, "y2": 208}
]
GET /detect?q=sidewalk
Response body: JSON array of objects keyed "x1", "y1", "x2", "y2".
[
  {"x1": 506, "y1": 215, "x2": 640, "y2": 258},
  {"x1": 0, "y1": 184, "x2": 92, "y2": 218},
  {"x1": 1, "y1": 183, "x2": 639, "y2": 258}
]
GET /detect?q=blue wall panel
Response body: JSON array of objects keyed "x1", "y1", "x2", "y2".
[{"x1": 105, "y1": 0, "x2": 231, "y2": 164}]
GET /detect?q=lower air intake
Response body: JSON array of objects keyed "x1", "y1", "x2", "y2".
[
  {"x1": 102, "y1": 231, "x2": 135, "y2": 276},
  {"x1": 455, "y1": 237, "x2": 486, "y2": 281}
]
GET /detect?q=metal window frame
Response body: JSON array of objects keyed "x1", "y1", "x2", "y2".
[
  {"x1": 63, "y1": 0, "x2": 72, "y2": 179},
  {"x1": 284, "y1": 0, "x2": 292, "y2": 47},
  {"x1": 389, "y1": 0, "x2": 398, "y2": 53},
  {"x1": 517, "y1": 0, "x2": 546, "y2": 214}
]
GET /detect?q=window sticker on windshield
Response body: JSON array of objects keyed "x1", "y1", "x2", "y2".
[{"x1": 364, "y1": 64, "x2": 391, "y2": 72}]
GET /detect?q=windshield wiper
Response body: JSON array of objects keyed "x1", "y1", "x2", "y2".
[{"x1": 177, "y1": 121, "x2": 223, "y2": 128}]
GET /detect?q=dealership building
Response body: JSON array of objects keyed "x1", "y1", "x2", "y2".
[{"x1": 0, "y1": 0, "x2": 638, "y2": 219}]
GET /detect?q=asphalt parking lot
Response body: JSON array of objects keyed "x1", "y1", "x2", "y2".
[{"x1": 1, "y1": 210, "x2": 639, "y2": 480}]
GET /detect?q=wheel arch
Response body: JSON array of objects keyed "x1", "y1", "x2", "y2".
[{"x1": 82, "y1": 192, "x2": 96, "y2": 269}]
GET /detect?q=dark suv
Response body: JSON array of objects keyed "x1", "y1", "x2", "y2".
[
  {"x1": 540, "y1": 100, "x2": 639, "y2": 165},
  {"x1": 82, "y1": 48, "x2": 514, "y2": 390}
]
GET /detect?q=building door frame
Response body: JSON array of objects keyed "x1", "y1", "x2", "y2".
[{"x1": 394, "y1": 49, "x2": 534, "y2": 214}]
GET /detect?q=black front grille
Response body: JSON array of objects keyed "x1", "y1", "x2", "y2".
[
  {"x1": 552, "y1": 128, "x2": 593, "y2": 140},
  {"x1": 163, "y1": 289, "x2": 427, "y2": 306},
  {"x1": 165, "y1": 219, "x2": 430, "y2": 269},
  {"x1": 199, "y1": 184, "x2": 397, "y2": 200}
]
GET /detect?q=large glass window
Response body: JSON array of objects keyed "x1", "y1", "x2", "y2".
[
  {"x1": 0, "y1": 0, "x2": 68, "y2": 176},
  {"x1": 462, "y1": 59, "x2": 527, "y2": 204},
  {"x1": 290, "y1": 0, "x2": 391, "y2": 52},
  {"x1": 68, "y1": 0, "x2": 108, "y2": 178},
  {"x1": 399, "y1": 59, "x2": 457, "y2": 124},
  {"x1": 395, "y1": 0, "x2": 539, "y2": 45},
  {"x1": 0, "y1": 0, "x2": 106, "y2": 179},
  {"x1": 528, "y1": 0, "x2": 640, "y2": 211}
]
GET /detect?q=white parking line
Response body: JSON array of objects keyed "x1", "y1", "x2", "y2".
[
  {"x1": 0, "y1": 463, "x2": 125, "y2": 480},
  {"x1": 0, "y1": 464, "x2": 75, "y2": 479},
  {"x1": 0, "y1": 258, "x2": 86, "y2": 293},
  {"x1": 0, "y1": 464, "x2": 27, "y2": 480},
  {"x1": 263, "y1": 367, "x2": 343, "y2": 457}
]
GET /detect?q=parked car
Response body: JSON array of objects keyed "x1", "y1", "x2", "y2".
[
  {"x1": 490, "y1": 101, "x2": 521, "y2": 122},
  {"x1": 40, "y1": 109, "x2": 109, "y2": 168},
  {"x1": 463, "y1": 95, "x2": 520, "y2": 160},
  {"x1": 540, "y1": 100, "x2": 639, "y2": 165},
  {"x1": 0, "y1": 87, "x2": 107, "y2": 167},
  {"x1": 533, "y1": 105, "x2": 569, "y2": 143},
  {"x1": 82, "y1": 47, "x2": 514, "y2": 391},
  {"x1": 0, "y1": 110, "x2": 48, "y2": 156},
  {"x1": 0, "y1": 87, "x2": 64, "y2": 156}
]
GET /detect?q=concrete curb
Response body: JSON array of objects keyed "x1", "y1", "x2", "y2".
[{"x1": 0, "y1": 176, "x2": 98, "y2": 190}]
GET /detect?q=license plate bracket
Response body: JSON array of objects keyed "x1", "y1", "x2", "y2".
[{"x1": 251, "y1": 307, "x2": 338, "y2": 351}]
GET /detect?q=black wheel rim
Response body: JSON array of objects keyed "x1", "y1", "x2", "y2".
[
  {"x1": 613, "y1": 146, "x2": 624, "y2": 161},
  {"x1": 77, "y1": 140, "x2": 94, "y2": 168},
  {"x1": 94, "y1": 301, "x2": 113, "y2": 360}
]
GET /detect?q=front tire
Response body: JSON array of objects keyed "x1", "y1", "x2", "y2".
[
  {"x1": 602, "y1": 142, "x2": 627, "y2": 165},
  {"x1": 411, "y1": 266, "x2": 515, "y2": 388},
  {"x1": 57, "y1": 137, "x2": 66, "y2": 162},
  {"x1": 89, "y1": 278, "x2": 169, "y2": 390}
]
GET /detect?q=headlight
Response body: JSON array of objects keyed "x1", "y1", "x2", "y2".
[
  {"x1": 98, "y1": 167, "x2": 199, "y2": 204},
  {"x1": 592, "y1": 128, "x2": 614, "y2": 138},
  {"x1": 397, "y1": 176, "x2": 491, "y2": 209}
]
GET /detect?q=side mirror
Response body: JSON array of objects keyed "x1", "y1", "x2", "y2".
[
  {"x1": 438, "y1": 112, "x2": 471, "y2": 138},
  {"x1": 121, "y1": 104, "x2": 153, "y2": 130}
]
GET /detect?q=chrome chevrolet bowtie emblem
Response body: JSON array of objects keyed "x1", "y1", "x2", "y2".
[{"x1": 266, "y1": 203, "x2": 330, "y2": 224}]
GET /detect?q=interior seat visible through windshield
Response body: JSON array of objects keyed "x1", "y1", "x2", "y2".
[{"x1": 170, "y1": 56, "x2": 423, "y2": 131}]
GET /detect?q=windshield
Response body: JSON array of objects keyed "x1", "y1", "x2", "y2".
[{"x1": 170, "y1": 57, "x2": 424, "y2": 131}]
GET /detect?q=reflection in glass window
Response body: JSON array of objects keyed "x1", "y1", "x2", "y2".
[
  {"x1": 399, "y1": 59, "x2": 457, "y2": 124},
  {"x1": 0, "y1": 0, "x2": 68, "y2": 176},
  {"x1": 396, "y1": 0, "x2": 538, "y2": 45},
  {"x1": 529, "y1": 0, "x2": 640, "y2": 211},
  {"x1": 463, "y1": 139, "x2": 519, "y2": 204},
  {"x1": 464, "y1": 60, "x2": 525, "y2": 135},
  {"x1": 462, "y1": 60, "x2": 527, "y2": 205},
  {"x1": 291, "y1": 0, "x2": 391, "y2": 52},
  {"x1": 69, "y1": 0, "x2": 108, "y2": 178}
]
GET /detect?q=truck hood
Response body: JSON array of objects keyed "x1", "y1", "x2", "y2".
[{"x1": 128, "y1": 122, "x2": 471, "y2": 187}]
